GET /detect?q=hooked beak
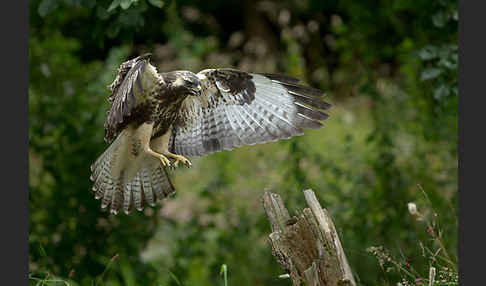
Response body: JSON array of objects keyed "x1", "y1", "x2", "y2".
[
  {"x1": 191, "y1": 84, "x2": 202, "y2": 96},
  {"x1": 140, "y1": 53, "x2": 152, "y2": 59},
  {"x1": 138, "y1": 53, "x2": 152, "y2": 63}
]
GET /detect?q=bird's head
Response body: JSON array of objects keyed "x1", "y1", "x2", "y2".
[
  {"x1": 166, "y1": 71, "x2": 202, "y2": 97},
  {"x1": 138, "y1": 53, "x2": 152, "y2": 61}
]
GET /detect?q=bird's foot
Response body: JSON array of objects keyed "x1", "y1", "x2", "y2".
[
  {"x1": 153, "y1": 153, "x2": 171, "y2": 167},
  {"x1": 166, "y1": 153, "x2": 192, "y2": 168}
]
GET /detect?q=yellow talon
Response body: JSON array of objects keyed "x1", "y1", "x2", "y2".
[
  {"x1": 166, "y1": 153, "x2": 192, "y2": 168},
  {"x1": 155, "y1": 154, "x2": 171, "y2": 167},
  {"x1": 146, "y1": 149, "x2": 172, "y2": 167}
]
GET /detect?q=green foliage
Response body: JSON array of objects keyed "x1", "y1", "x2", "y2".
[
  {"x1": 29, "y1": 13, "x2": 161, "y2": 284},
  {"x1": 367, "y1": 187, "x2": 458, "y2": 285},
  {"x1": 107, "y1": 0, "x2": 164, "y2": 12},
  {"x1": 220, "y1": 264, "x2": 228, "y2": 286},
  {"x1": 29, "y1": 0, "x2": 457, "y2": 285}
]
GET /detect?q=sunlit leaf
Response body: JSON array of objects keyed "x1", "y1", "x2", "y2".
[
  {"x1": 148, "y1": 0, "x2": 164, "y2": 8},
  {"x1": 432, "y1": 12, "x2": 449, "y2": 28},
  {"x1": 39, "y1": 243, "x2": 47, "y2": 257},
  {"x1": 96, "y1": 6, "x2": 111, "y2": 20},
  {"x1": 421, "y1": 68, "x2": 443, "y2": 81},
  {"x1": 120, "y1": 0, "x2": 137, "y2": 10},
  {"x1": 107, "y1": 0, "x2": 121, "y2": 12},
  {"x1": 438, "y1": 57, "x2": 457, "y2": 70},
  {"x1": 418, "y1": 46, "x2": 439, "y2": 61},
  {"x1": 168, "y1": 271, "x2": 182, "y2": 286},
  {"x1": 38, "y1": 0, "x2": 58, "y2": 17},
  {"x1": 434, "y1": 84, "x2": 450, "y2": 100}
]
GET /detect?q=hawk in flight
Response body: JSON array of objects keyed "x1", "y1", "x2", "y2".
[{"x1": 90, "y1": 53, "x2": 331, "y2": 214}]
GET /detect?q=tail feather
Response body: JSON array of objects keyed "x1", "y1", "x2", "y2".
[
  {"x1": 132, "y1": 175, "x2": 144, "y2": 211},
  {"x1": 92, "y1": 173, "x2": 104, "y2": 196},
  {"x1": 94, "y1": 179, "x2": 106, "y2": 200},
  {"x1": 141, "y1": 168, "x2": 155, "y2": 206},
  {"x1": 91, "y1": 141, "x2": 117, "y2": 201},
  {"x1": 101, "y1": 180, "x2": 113, "y2": 209},
  {"x1": 95, "y1": 167, "x2": 113, "y2": 203},
  {"x1": 152, "y1": 166, "x2": 175, "y2": 200},
  {"x1": 90, "y1": 142, "x2": 176, "y2": 215},
  {"x1": 110, "y1": 181, "x2": 123, "y2": 215},
  {"x1": 123, "y1": 181, "x2": 133, "y2": 214},
  {"x1": 151, "y1": 167, "x2": 164, "y2": 200},
  {"x1": 90, "y1": 140, "x2": 116, "y2": 177},
  {"x1": 161, "y1": 168, "x2": 176, "y2": 198}
]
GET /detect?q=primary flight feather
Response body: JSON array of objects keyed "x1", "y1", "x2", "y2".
[{"x1": 90, "y1": 54, "x2": 331, "y2": 214}]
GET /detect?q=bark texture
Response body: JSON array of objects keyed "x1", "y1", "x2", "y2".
[{"x1": 262, "y1": 189, "x2": 356, "y2": 286}]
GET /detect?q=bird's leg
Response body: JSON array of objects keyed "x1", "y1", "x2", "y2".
[
  {"x1": 149, "y1": 129, "x2": 191, "y2": 168},
  {"x1": 164, "y1": 152, "x2": 192, "y2": 168},
  {"x1": 126, "y1": 122, "x2": 172, "y2": 168}
]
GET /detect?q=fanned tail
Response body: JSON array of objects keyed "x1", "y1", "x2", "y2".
[
  {"x1": 90, "y1": 135, "x2": 123, "y2": 213},
  {"x1": 90, "y1": 135, "x2": 175, "y2": 215},
  {"x1": 121, "y1": 163, "x2": 175, "y2": 214}
]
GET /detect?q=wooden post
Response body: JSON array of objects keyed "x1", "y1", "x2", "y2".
[{"x1": 262, "y1": 189, "x2": 356, "y2": 286}]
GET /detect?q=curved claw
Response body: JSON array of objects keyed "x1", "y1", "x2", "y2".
[
  {"x1": 158, "y1": 156, "x2": 171, "y2": 167},
  {"x1": 165, "y1": 153, "x2": 192, "y2": 168},
  {"x1": 175, "y1": 157, "x2": 192, "y2": 168}
]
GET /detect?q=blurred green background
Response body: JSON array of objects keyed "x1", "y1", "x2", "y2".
[{"x1": 29, "y1": 0, "x2": 458, "y2": 285}]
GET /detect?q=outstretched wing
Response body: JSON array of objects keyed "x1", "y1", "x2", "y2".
[
  {"x1": 168, "y1": 69, "x2": 331, "y2": 157},
  {"x1": 104, "y1": 57, "x2": 159, "y2": 143}
]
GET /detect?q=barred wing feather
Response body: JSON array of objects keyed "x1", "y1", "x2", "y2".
[
  {"x1": 169, "y1": 69, "x2": 331, "y2": 157},
  {"x1": 104, "y1": 58, "x2": 159, "y2": 143}
]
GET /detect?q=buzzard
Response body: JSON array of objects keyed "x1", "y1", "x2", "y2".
[{"x1": 90, "y1": 53, "x2": 331, "y2": 214}]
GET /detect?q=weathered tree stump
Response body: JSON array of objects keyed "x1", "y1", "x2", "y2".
[{"x1": 262, "y1": 189, "x2": 356, "y2": 286}]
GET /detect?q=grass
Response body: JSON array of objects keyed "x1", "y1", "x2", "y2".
[
  {"x1": 29, "y1": 272, "x2": 72, "y2": 286},
  {"x1": 367, "y1": 186, "x2": 458, "y2": 285},
  {"x1": 29, "y1": 254, "x2": 120, "y2": 286},
  {"x1": 220, "y1": 264, "x2": 228, "y2": 286}
]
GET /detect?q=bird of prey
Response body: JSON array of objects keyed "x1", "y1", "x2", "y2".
[{"x1": 90, "y1": 53, "x2": 331, "y2": 215}]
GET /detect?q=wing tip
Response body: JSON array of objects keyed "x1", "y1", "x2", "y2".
[{"x1": 258, "y1": 73, "x2": 301, "y2": 84}]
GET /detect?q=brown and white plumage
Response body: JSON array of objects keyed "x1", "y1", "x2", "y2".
[
  {"x1": 104, "y1": 54, "x2": 161, "y2": 143},
  {"x1": 91, "y1": 54, "x2": 178, "y2": 215},
  {"x1": 90, "y1": 55, "x2": 331, "y2": 215},
  {"x1": 169, "y1": 69, "x2": 331, "y2": 156}
]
